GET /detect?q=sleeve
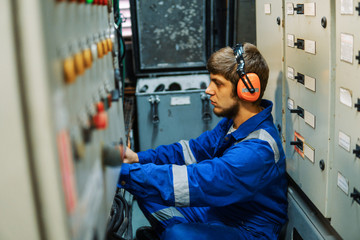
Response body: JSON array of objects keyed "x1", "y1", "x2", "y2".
[
  {"x1": 137, "y1": 118, "x2": 229, "y2": 165},
  {"x1": 118, "y1": 139, "x2": 272, "y2": 207}
]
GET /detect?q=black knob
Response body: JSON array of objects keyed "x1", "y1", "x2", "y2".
[
  {"x1": 319, "y1": 160, "x2": 325, "y2": 171},
  {"x1": 321, "y1": 17, "x2": 327, "y2": 28},
  {"x1": 277, "y1": 17, "x2": 281, "y2": 26}
]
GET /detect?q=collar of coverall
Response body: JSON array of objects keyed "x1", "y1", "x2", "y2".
[{"x1": 226, "y1": 99, "x2": 273, "y2": 141}]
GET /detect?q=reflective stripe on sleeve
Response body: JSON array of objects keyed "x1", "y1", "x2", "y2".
[
  {"x1": 179, "y1": 140, "x2": 197, "y2": 165},
  {"x1": 172, "y1": 165, "x2": 190, "y2": 207},
  {"x1": 236, "y1": 129, "x2": 280, "y2": 163},
  {"x1": 151, "y1": 207, "x2": 185, "y2": 222}
]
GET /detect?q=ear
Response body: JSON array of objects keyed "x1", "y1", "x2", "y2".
[{"x1": 237, "y1": 73, "x2": 261, "y2": 102}]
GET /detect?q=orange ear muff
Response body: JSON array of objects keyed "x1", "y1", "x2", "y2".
[{"x1": 237, "y1": 73, "x2": 261, "y2": 102}]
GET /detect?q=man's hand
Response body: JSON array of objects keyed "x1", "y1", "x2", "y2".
[{"x1": 122, "y1": 147, "x2": 139, "y2": 164}]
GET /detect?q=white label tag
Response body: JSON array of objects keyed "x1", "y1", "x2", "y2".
[
  {"x1": 341, "y1": 0, "x2": 353, "y2": 14},
  {"x1": 304, "y1": 3, "x2": 316, "y2": 16},
  {"x1": 305, "y1": 40, "x2": 316, "y2": 54},
  {"x1": 170, "y1": 96, "x2": 191, "y2": 106},
  {"x1": 337, "y1": 172, "x2": 349, "y2": 195},
  {"x1": 286, "y1": 3, "x2": 294, "y2": 15},
  {"x1": 287, "y1": 98, "x2": 294, "y2": 110},
  {"x1": 339, "y1": 87, "x2": 352, "y2": 107},
  {"x1": 304, "y1": 110, "x2": 315, "y2": 128},
  {"x1": 339, "y1": 131, "x2": 351, "y2": 152},
  {"x1": 340, "y1": 33, "x2": 354, "y2": 63},
  {"x1": 287, "y1": 34, "x2": 295, "y2": 48},
  {"x1": 305, "y1": 75, "x2": 316, "y2": 92},
  {"x1": 304, "y1": 143, "x2": 315, "y2": 163},
  {"x1": 287, "y1": 67, "x2": 295, "y2": 80},
  {"x1": 264, "y1": 4, "x2": 271, "y2": 14}
]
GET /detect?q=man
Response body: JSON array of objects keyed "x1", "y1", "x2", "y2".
[{"x1": 118, "y1": 43, "x2": 288, "y2": 239}]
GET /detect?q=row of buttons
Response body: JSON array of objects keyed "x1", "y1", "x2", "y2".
[{"x1": 62, "y1": 31, "x2": 114, "y2": 84}]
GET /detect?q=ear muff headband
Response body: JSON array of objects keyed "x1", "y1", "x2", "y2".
[{"x1": 233, "y1": 43, "x2": 261, "y2": 102}]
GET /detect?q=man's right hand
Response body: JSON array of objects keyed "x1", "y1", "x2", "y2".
[{"x1": 122, "y1": 147, "x2": 139, "y2": 164}]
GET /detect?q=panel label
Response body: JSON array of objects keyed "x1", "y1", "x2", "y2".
[
  {"x1": 341, "y1": 0, "x2": 353, "y2": 14},
  {"x1": 305, "y1": 75, "x2": 316, "y2": 92},
  {"x1": 304, "y1": 143, "x2": 315, "y2": 163},
  {"x1": 294, "y1": 131, "x2": 305, "y2": 158},
  {"x1": 287, "y1": 98, "x2": 294, "y2": 110},
  {"x1": 171, "y1": 96, "x2": 191, "y2": 105},
  {"x1": 337, "y1": 172, "x2": 349, "y2": 195},
  {"x1": 340, "y1": 33, "x2": 354, "y2": 63},
  {"x1": 304, "y1": 110, "x2": 316, "y2": 129},
  {"x1": 339, "y1": 87, "x2": 352, "y2": 107},
  {"x1": 287, "y1": 34, "x2": 295, "y2": 48},
  {"x1": 339, "y1": 131, "x2": 351, "y2": 152},
  {"x1": 287, "y1": 66, "x2": 295, "y2": 80},
  {"x1": 304, "y1": 3, "x2": 316, "y2": 16},
  {"x1": 305, "y1": 40, "x2": 316, "y2": 54},
  {"x1": 286, "y1": 3, "x2": 294, "y2": 15},
  {"x1": 264, "y1": 3, "x2": 271, "y2": 14}
]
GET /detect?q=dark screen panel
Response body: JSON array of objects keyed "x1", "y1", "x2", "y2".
[{"x1": 135, "y1": 0, "x2": 207, "y2": 70}]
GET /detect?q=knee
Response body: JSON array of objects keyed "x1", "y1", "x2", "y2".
[{"x1": 162, "y1": 223, "x2": 196, "y2": 240}]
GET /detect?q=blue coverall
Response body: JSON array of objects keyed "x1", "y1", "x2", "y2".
[{"x1": 118, "y1": 100, "x2": 288, "y2": 239}]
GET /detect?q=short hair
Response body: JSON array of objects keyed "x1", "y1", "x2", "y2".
[{"x1": 206, "y1": 43, "x2": 269, "y2": 105}]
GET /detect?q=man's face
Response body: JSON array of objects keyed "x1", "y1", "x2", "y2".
[{"x1": 205, "y1": 73, "x2": 240, "y2": 119}]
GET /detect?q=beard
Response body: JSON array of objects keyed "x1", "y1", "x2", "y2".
[{"x1": 213, "y1": 100, "x2": 240, "y2": 119}]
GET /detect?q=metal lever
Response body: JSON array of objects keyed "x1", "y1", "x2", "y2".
[
  {"x1": 290, "y1": 106, "x2": 304, "y2": 118},
  {"x1": 294, "y1": 39, "x2": 305, "y2": 50},
  {"x1": 294, "y1": 73, "x2": 305, "y2": 85},
  {"x1": 102, "y1": 138, "x2": 126, "y2": 167},
  {"x1": 355, "y1": 51, "x2": 360, "y2": 64},
  {"x1": 290, "y1": 139, "x2": 303, "y2": 151},
  {"x1": 294, "y1": 4, "x2": 304, "y2": 14},
  {"x1": 351, "y1": 188, "x2": 360, "y2": 205},
  {"x1": 149, "y1": 95, "x2": 160, "y2": 124},
  {"x1": 354, "y1": 98, "x2": 360, "y2": 112},
  {"x1": 200, "y1": 93, "x2": 212, "y2": 122},
  {"x1": 353, "y1": 144, "x2": 360, "y2": 158}
]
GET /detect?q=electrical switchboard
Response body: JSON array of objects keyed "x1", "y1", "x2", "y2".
[
  {"x1": 284, "y1": 0, "x2": 334, "y2": 217},
  {"x1": 255, "y1": 0, "x2": 284, "y2": 140},
  {"x1": 328, "y1": 1, "x2": 360, "y2": 239},
  {"x1": 0, "y1": 1, "x2": 126, "y2": 240}
]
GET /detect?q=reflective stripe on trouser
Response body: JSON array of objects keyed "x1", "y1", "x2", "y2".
[
  {"x1": 136, "y1": 198, "x2": 211, "y2": 234},
  {"x1": 136, "y1": 198, "x2": 189, "y2": 235}
]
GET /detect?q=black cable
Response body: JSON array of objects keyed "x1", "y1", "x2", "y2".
[
  {"x1": 117, "y1": 28, "x2": 126, "y2": 64},
  {"x1": 106, "y1": 189, "x2": 133, "y2": 240}
]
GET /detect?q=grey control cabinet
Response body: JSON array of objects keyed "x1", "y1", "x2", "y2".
[{"x1": 136, "y1": 74, "x2": 220, "y2": 151}]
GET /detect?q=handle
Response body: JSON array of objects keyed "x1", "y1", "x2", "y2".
[
  {"x1": 200, "y1": 93, "x2": 212, "y2": 122},
  {"x1": 149, "y1": 95, "x2": 160, "y2": 124}
]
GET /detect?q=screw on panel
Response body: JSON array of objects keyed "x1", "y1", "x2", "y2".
[
  {"x1": 319, "y1": 159, "x2": 325, "y2": 171},
  {"x1": 276, "y1": 17, "x2": 281, "y2": 26},
  {"x1": 321, "y1": 17, "x2": 327, "y2": 28}
]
